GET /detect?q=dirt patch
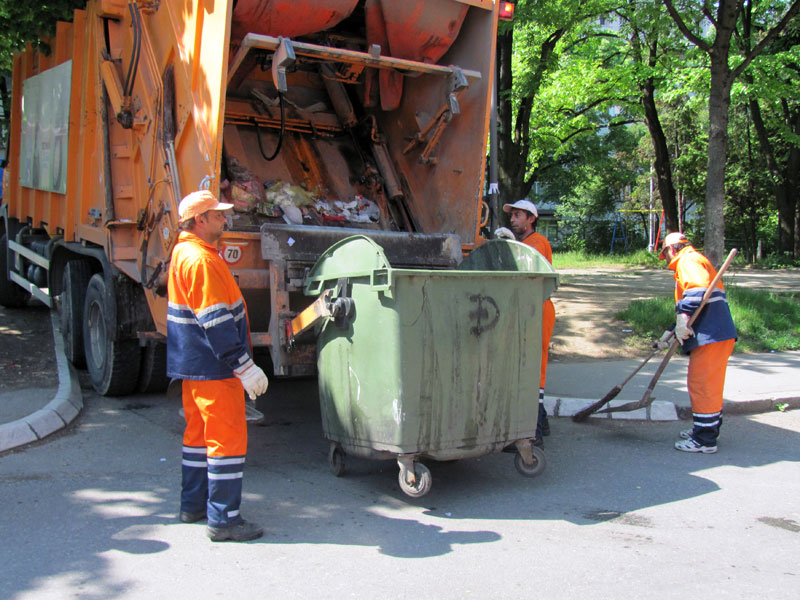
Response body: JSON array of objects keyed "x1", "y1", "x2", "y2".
[
  {"x1": 549, "y1": 268, "x2": 675, "y2": 360},
  {"x1": 0, "y1": 303, "x2": 58, "y2": 392}
]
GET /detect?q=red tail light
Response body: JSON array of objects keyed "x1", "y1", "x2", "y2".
[{"x1": 499, "y1": 2, "x2": 515, "y2": 21}]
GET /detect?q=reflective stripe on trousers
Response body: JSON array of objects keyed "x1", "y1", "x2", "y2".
[
  {"x1": 687, "y1": 339, "x2": 735, "y2": 446},
  {"x1": 181, "y1": 378, "x2": 247, "y2": 527}
]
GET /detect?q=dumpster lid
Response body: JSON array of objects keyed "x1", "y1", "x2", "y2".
[
  {"x1": 458, "y1": 239, "x2": 557, "y2": 274},
  {"x1": 304, "y1": 235, "x2": 391, "y2": 296}
]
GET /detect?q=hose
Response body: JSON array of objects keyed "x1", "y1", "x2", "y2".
[{"x1": 253, "y1": 93, "x2": 285, "y2": 161}]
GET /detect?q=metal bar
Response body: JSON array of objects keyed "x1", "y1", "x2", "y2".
[
  {"x1": 289, "y1": 290, "x2": 333, "y2": 339},
  {"x1": 228, "y1": 33, "x2": 482, "y2": 86},
  {"x1": 249, "y1": 332, "x2": 273, "y2": 346},
  {"x1": 9, "y1": 272, "x2": 52, "y2": 306},
  {"x1": 8, "y1": 240, "x2": 50, "y2": 269}
]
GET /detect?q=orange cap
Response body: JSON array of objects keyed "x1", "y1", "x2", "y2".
[{"x1": 178, "y1": 190, "x2": 233, "y2": 223}]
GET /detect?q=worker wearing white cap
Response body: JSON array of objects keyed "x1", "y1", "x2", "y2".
[
  {"x1": 167, "y1": 190, "x2": 268, "y2": 541},
  {"x1": 498, "y1": 199, "x2": 555, "y2": 447},
  {"x1": 657, "y1": 232, "x2": 737, "y2": 453}
]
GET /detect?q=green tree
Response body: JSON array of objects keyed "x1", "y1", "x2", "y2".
[
  {"x1": 663, "y1": 0, "x2": 800, "y2": 265},
  {"x1": 0, "y1": 1, "x2": 84, "y2": 72}
]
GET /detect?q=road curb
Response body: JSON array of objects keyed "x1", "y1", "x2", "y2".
[
  {"x1": 547, "y1": 396, "x2": 680, "y2": 421},
  {"x1": 0, "y1": 311, "x2": 82, "y2": 453},
  {"x1": 722, "y1": 396, "x2": 800, "y2": 415}
]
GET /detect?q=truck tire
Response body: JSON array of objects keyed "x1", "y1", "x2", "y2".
[
  {"x1": 60, "y1": 260, "x2": 92, "y2": 367},
  {"x1": 83, "y1": 273, "x2": 141, "y2": 396},
  {"x1": 138, "y1": 341, "x2": 170, "y2": 393},
  {"x1": 0, "y1": 233, "x2": 31, "y2": 308}
]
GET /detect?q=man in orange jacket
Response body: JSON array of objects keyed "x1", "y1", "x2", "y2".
[
  {"x1": 657, "y1": 232, "x2": 737, "y2": 453},
  {"x1": 498, "y1": 200, "x2": 556, "y2": 447},
  {"x1": 167, "y1": 190, "x2": 269, "y2": 542}
]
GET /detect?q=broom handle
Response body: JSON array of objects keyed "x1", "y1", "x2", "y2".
[{"x1": 640, "y1": 248, "x2": 738, "y2": 404}]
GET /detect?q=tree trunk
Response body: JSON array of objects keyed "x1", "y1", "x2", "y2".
[
  {"x1": 641, "y1": 80, "x2": 679, "y2": 232},
  {"x1": 704, "y1": 66, "x2": 732, "y2": 266}
]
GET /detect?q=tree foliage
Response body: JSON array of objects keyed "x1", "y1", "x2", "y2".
[
  {"x1": 0, "y1": 1, "x2": 84, "y2": 73},
  {"x1": 498, "y1": 0, "x2": 800, "y2": 262}
]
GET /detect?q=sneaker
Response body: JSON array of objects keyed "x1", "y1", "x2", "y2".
[
  {"x1": 179, "y1": 510, "x2": 207, "y2": 523},
  {"x1": 207, "y1": 520, "x2": 264, "y2": 542},
  {"x1": 679, "y1": 429, "x2": 693, "y2": 440},
  {"x1": 674, "y1": 438, "x2": 717, "y2": 454}
]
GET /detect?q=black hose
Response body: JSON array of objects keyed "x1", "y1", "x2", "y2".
[
  {"x1": 253, "y1": 93, "x2": 285, "y2": 161},
  {"x1": 123, "y1": 1, "x2": 142, "y2": 97}
]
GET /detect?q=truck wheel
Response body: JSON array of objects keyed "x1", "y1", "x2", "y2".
[
  {"x1": 60, "y1": 260, "x2": 92, "y2": 367},
  {"x1": 0, "y1": 233, "x2": 31, "y2": 308},
  {"x1": 83, "y1": 274, "x2": 141, "y2": 396},
  {"x1": 138, "y1": 342, "x2": 170, "y2": 393}
]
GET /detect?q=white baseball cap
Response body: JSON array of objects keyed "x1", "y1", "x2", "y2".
[
  {"x1": 502, "y1": 199, "x2": 538, "y2": 218},
  {"x1": 659, "y1": 232, "x2": 690, "y2": 259}
]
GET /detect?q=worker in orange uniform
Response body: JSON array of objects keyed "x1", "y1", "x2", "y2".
[
  {"x1": 497, "y1": 199, "x2": 555, "y2": 447},
  {"x1": 167, "y1": 190, "x2": 269, "y2": 542},
  {"x1": 656, "y1": 232, "x2": 737, "y2": 454}
]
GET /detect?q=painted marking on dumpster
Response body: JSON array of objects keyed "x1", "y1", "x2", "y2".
[{"x1": 468, "y1": 294, "x2": 499, "y2": 336}]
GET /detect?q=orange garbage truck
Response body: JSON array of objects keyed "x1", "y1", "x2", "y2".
[{"x1": 0, "y1": 0, "x2": 499, "y2": 396}]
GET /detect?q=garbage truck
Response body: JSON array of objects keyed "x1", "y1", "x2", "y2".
[{"x1": 0, "y1": 0, "x2": 502, "y2": 396}]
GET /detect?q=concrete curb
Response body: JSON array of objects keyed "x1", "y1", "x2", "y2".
[
  {"x1": 546, "y1": 394, "x2": 800, "y2": 422},
  {"x1": 722, "y1": 396, "x2": 800, "y2": 415},
  {"x1": 0, "y1": 311, "x2": 83, "y2": 453},
  {"x1": 546, "y1": 396, "x2": 679, "y2": 421}
]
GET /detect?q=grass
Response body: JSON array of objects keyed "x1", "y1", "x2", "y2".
[
  {"x1": 553, "y1": 249, "x2": 662, "y2": 270},
  {"x1": 615, "y1": 287, "x2": 800, "y2": 353}
]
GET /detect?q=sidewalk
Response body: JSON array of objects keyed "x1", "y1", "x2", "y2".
[{"x1": 2, "y1": 310, "x2": 799, "y2": 453}]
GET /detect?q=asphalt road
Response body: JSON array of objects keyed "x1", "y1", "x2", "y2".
[{"x1": 2, "y1": 377, "x2": 799, "y2": 599}]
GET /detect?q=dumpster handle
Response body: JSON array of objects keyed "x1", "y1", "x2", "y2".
[{"x1": 369, "y1": 268, "x2": 392, "y2": 292}]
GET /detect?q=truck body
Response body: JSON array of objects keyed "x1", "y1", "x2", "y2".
[{"x1": 1, "y1": 0, "x2": 498, "y2": 395}]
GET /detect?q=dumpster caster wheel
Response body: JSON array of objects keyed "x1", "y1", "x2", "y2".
[
  {"x1": 514, "y1": 447, "x2": 546, "y2": 478},
  {"x1": 328, "y1": 444, "x2": 345, "y2": 477},
  {"x1": 398, "y1": 463, "x2": 432, "y2": 498}
]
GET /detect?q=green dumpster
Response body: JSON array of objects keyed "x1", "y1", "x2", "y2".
[{"x1": 304, "y1": 235, "x2": 558, "y2": 497}]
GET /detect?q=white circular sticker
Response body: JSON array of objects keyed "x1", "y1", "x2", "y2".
[{"x1": 222, "y1": 243, "x2": 245, "y2": 265}]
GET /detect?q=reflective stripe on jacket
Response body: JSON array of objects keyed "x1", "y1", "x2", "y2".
[
  {"x1": 669, "y1": 245, "x2": 737, "y2": 354},
  {"x1": 167, "y1": 231, "x2": 254, "y2": 380}
]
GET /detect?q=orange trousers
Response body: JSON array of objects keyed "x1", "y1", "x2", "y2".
[
  {"x1": 182, "y1": 378, "x2": 247, "y2": 457},
  {"x1": 686, "y1": 339, "x2": 735, "y2": 414},
  {"x1": 540, "y1": 298, "x2": 555, "y2": 389}
]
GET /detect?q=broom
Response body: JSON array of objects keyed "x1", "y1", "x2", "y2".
[
  {"x1": 571, "y1": 348, "x2": 660, "y2": 422},
  {"x1": 573, "y1": 248, "x2": 738, "y2": 422}
]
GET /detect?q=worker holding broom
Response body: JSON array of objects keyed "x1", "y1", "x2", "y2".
[
  {"x1": 496, "y1": 200, "x2": 555, "y2": 447},
  {"x1": 657, "y1": 232, "x2": 737, "y2": 454}
]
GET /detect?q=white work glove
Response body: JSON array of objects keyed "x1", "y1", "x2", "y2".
[
  {"x1": 674, "y1": 313, "x2": 694, "y2": 342},
  {"x1": 655, "y1": 329, "x2": 673, "y2": 350},
  {"x1": 494, "y1": 227, "x2": 515, "y2": 240},
  {"x1": 237, "y1": 364, "x2": 269, "y2": 400}
]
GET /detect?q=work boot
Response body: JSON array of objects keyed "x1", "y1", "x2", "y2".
[
  {"x1": 207, "y1": 520, "x2": 264, "y2": 542},
  {"x1": 538, "y1": 401, "x2": 550, "y2": 436},
  {"x1": 179, "y1": 510, "x2": 207, "y2": 523},
  {"x1": 540, "y1": 416, "x2": 551, "y2": 437}
]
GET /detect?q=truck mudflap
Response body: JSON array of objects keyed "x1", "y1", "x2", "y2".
[{"x1": 259, "y1": 223, "x2": 462, "y2": 269}]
